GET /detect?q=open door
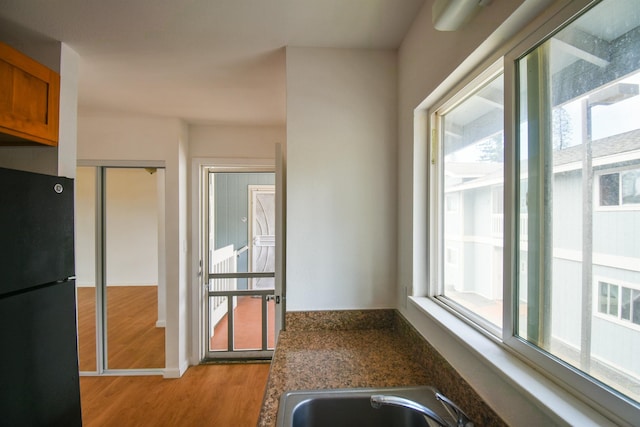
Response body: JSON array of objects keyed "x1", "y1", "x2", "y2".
[
  {"x1": 201, "y1": 144, "x2": 285, "y2": 359},
  {"x1": 274, "y1": 143, "x2": 285, "y2": 336}
]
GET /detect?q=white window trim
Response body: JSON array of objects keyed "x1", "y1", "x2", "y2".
[
  {"x1": 411, "y1": 0, "x2": 640, "y2": 425},
  {"x1": 408, "y1": 296, "x2": 615, "y2": 426}
]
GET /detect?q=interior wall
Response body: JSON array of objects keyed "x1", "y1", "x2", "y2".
[
  {"x1": 189, "y1": 124, "x2": 285, "y2": 159},
  {"x1": 177, "y1": 122, "x2": 189, "y2": 376},
  {"x1": 77, "y1": 111, "x2": 188, "y2": 377},
  {"x1": 286, "y1": 47, "x2": 398, "y2": 311},
  {"x1": 75, "y1": 168, "x2": 159, "y2": 287},
  {"x1": 75, "y1": 166, "x2": 97, "y2": 286},
  {"x1": 105, "y1": 168, "x2": 159, "y2": 286},
  {"x1": 57, "y1": 43, "x2": 79, "y2": 178}
]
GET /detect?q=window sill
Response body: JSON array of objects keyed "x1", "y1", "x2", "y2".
[{"x1": 405, "y1": 296, "x2": 615, "y2": 426}]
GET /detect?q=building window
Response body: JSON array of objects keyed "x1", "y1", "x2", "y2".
[
  {"x1": 623, "y1": 288, "x2": 640, "y2": 325},
  {"x1": 598, "y1": 168, "x2": 640, "y2": 207},
  {"x1": 599, "y1": 173, "x2": 620, "y2": 206},
  {"x1": 428, "y1": 0, "x2": 640, "y2": 422},
  {"x1": 445, "y1": 193, "x2": 459, "y2": 212},
  {"x1": 598, "y1": 281, "x2": 619, "y2": 317},
  {"x1": 598, "y1": 280, "x2": 640, "y2": 327},
  {"x1": 446, "y1": 248, "x2": 458, "y2": 266}
]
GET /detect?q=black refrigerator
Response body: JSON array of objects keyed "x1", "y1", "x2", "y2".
[{"x1": 0, "y1": 167, "x2": 82, "y2": 426}]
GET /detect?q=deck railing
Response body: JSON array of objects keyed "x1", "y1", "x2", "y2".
[{"x1": 207, "y1": 245, "x2": 275, "y2": 359}]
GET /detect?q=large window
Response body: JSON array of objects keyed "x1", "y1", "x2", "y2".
[
  {"x1": 435, "y1": 65, "x2": 504, "y2": 331},
  {"x1": 430, "y1": 0, "x2": 640, "y2": 423},
  {"x1": 516, "y1": 0, "x2": 640, "y2": 409}
]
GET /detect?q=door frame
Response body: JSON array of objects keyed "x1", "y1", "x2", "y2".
[
  {"x1": 76, "y1": 160, "x2": 166, "y2": 377},
  {"x1": 190, "y1": 153, "x2": 285, "y2": 364}
]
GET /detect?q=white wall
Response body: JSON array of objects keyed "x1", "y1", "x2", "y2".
[
  {"x1": 77, "y1": 112, "x2": 188, "y2": 377},
  {"x1": 57, "y1": 43, "x2": 79, "y2": 178},
  {"x1": 75, "y1": 166, "x2": 97, "y2": 286},
  {"x1": 103, "y1": 168, "x2": 158, "y2": 286},
  {"x1": 176, "y1": 121, "x2": 189, "y2": 376},
  {"x1": 75, "y1": 167, "x2": 160, "y2": 287},
  {"x1": 189, "y1": 124, "x2": 285, "y2": 159},
  {"x1": 286, "y1": 47, "x2": 397, "y2": 311}
]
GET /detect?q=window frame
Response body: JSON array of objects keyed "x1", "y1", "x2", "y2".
[
  {"x1": 425, "y1": 0, "x2": 640, "y2": 424},
  {"x1": 430, "y1": 59, "x2": 505, "y2": 337}
]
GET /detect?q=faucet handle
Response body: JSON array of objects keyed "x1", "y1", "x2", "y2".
[{"x1": 435, "y1": 392, "x2": 474, "y2": 427}]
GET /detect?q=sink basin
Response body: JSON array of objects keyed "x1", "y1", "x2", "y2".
[{"x1": 276, "y1": 385, "x2": 457, "y2": 427}]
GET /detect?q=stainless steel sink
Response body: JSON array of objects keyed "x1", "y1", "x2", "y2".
[{"x1": 276, "y1": 385, "x2": 459, "y2": 427}]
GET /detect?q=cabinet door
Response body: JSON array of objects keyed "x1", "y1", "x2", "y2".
[{"x1": 0, "y1": 42, "x2": 60, "y2": 146}]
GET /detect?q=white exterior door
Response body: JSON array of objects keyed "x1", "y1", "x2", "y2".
[{"x1": 249, "y1": 185, "x2": 275, "y2": 290}]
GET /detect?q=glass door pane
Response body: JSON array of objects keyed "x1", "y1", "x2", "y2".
[{"x1": 104, "y1": 168, "x2": 164, "y2": 370}]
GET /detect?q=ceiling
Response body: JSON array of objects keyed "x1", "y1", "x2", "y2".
[{"x1": 0, "y1": 0, "x2": 425, "y2": 126}]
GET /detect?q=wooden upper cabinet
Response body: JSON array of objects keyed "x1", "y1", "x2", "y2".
[{"x1": 0, "y1": 42, "x2": 60, "y2": 146}]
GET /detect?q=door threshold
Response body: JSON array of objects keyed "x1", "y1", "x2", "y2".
[{"x1": 201, "y1": 357, "x2": 272, "y2": 365}]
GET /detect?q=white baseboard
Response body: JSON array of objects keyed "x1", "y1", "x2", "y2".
[
  {"x1": 163, "y1": 360, "x2": 189, "y2": 379},
  {"x1": 155, "y1": 320, "x2": 166, "y2": 328}
]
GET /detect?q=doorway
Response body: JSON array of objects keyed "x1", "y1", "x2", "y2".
[
  {"x1": 75, "y1": 166, "x2": 165, "y2": 374},
  {"x1": 205, "y1": 171, "x2": 276, "y2": 359}
]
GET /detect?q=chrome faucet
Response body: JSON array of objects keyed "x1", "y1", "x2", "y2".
[
  {"x1": 370, "y1": 395, "x2": 451, "y2": 427},
  {"x1": 370, "y1": 393, "x2": 474, "y2": 427},
  {"x1": 435, "y1": 392, "x2": 474, "y2": 427}
]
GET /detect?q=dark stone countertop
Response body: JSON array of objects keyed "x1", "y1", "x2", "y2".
[
  {"x1": 257, "y1": 328, "x2": 433, "y2": 427},
  {"x1": 257, "y1": 309, "x2": 505, "y2": 427}
]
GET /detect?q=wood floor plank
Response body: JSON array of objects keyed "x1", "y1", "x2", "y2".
[
  {"x1": 79, "y1": 287, "x2": 273, "y2": 369},
  {"x1": 106, "y1": 286, "x2": 165, "y2": 369},
  {"x1": 77, "y1": 287, "x2": 97, "y2": 371},
  {"x1": 77, "y1": 286, "x2": 165, "y2": 371},
  {"x1": 78, "y1": 287, "x2": 272, "y2": 426},
  {"x1": 80, "y1": 363, "x2": 270, "y2": 426}
]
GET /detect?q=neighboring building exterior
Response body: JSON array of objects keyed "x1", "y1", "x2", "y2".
[{"x1": 444, "y1": 127, "x2": 640, "y2": 397}]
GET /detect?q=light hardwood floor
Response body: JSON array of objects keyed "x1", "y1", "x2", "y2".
[
  {"x1": 210, "y1": 296, "x2": 276, "y2": 351},
  {"x1": 78, "y1": 286, "x2": 272, "y2": 426},
  {"x1": 77, "y1": 286, "x2": 165, "y2": 371},
  {"x1": 80, "y1": 363, "x2": 271, "y2": 426},
  {"x1": 78, "y1": 286, "x2": 274, "y2": 368}
]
